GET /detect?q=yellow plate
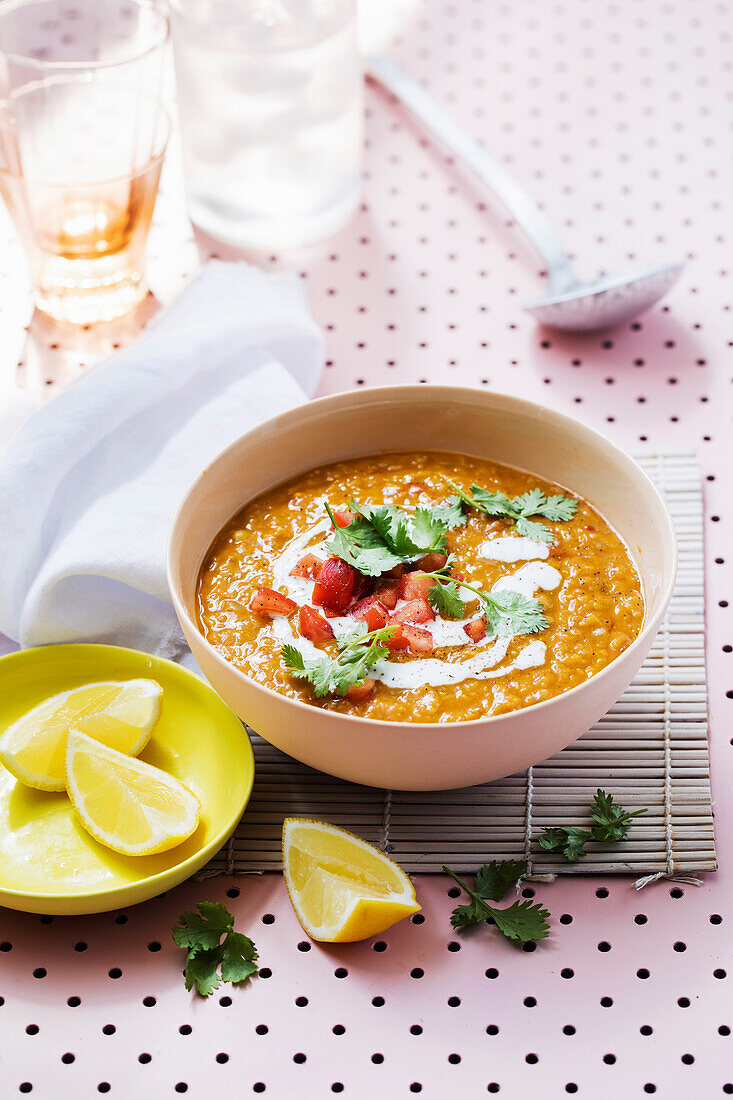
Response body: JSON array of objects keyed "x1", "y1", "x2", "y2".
[{"x1": 0, "y1": 644, "x2": 254, "y2": 915}]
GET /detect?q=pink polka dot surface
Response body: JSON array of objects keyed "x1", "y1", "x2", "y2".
[{"x1": 1, "y1": 0, "x2": 732, "y2": 1096}]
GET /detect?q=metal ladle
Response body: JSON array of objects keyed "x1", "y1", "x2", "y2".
[{"x1": 367, "y1": 55, "x2": 684, "y2": 333}]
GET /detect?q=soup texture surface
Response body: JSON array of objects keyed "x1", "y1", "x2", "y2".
[{"x1": 197, "y1": 452, "x2": 644, "y2": 724}]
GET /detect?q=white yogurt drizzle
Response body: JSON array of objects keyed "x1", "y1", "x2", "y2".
[
  {"x1": 478, "y1": 535, "x2": 550, "y2": 563},
  {"x1": 268, "y1": 520, "x2": 562, "y2": 691}
]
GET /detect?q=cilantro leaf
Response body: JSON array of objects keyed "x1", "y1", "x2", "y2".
[
  {"x1": 450, "y1": 898, "x2": 490, "y2": 929},
  {"x1": 325, "y1": 506, "x2": 402, "y2": 576},
  {"x1": 467, "y1": 485, "x2": 514, "y2": 516},
  {"x1": 431, "y1": 494, "x2": 467, "y2": 527},
  {"x1": 515, "y1": 515, "x2": 556, "y2": 544},
  {"x1": 540, "y1": 494, "x2": 578, "y2": 522},
  {"x1": 484, "y1": 590, "x2": 548, "y2": 636},
  {"x1": 324, "y1": 497, "x2": 455, "y2": 577},
  {"x1": 489, "y1": 898, "x2": 551, "y2": 943},
  {"x1": 219, "y1": 931, "x2": 259, "y2": 984},
  {"x1": 474, "y1": 858, "x2": 527, "y2": 902},
  {"x1": 424, "y1": 573, "x2": 548, "y2": 636},
  {"x1": 410, "y1": 506, "x2": 449, "y2": 552},
  {"x1": 183, "y1": 947, "x2": 223, "y2": 996},
  {"x1": 447, "y1": 481, "x2": 577, "y2": 543},
  {"x1": 537, "y1": 826, "x2": 592, "y2": 862},
  {"x1": 172, "y1": 903, "x2": 259, "y2": 998},
  {"x1": 172, "y1": 901, "x2": 234, "y2": 951},
  {"x1": 537, "y1": 789, "x2": 647, "y2": 863},
  {"x1": 282, "y1": 627, "x2": 395, "y2": 698},
  {"x1": 427, "y1": 579, "x2": 465, "y2": 619},
  {"x1": 443, "y1": 864, "x2": 551, "y2": 945},
  {"x1": 590, "y1": 788, "x2": 648, "y2": 843}
]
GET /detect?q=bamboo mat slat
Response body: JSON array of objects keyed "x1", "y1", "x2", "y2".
[{"x1": 203, "y1": 451, "x2": 716, "y2": 879}]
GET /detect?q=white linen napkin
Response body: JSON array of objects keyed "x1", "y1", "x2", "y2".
[{"x1": 0, "y1": 261, "x2": 324, "y2": 660}]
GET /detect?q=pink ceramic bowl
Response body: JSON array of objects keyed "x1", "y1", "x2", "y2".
[{"x1": 167, "y1": 386, "x2": 676, "y2": 791}]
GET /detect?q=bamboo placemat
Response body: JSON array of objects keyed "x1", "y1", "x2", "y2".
[{"x1": 202, "y1": 452, "x2": 716, "y2": 883}]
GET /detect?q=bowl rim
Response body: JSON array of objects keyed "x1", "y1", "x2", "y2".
[
  {"x1": 0, "y1": 643, "x2": 255, "y2": 907},
  {"x1": 167, "y1": 384, "x2": 678, "y2": 733}
]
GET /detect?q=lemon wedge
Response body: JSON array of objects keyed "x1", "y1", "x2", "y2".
[
  {"x1": 66, "y1": 730, "x2": 200, "y2": 856},
  {"x1": 282, "y1": 818, "x2": 421, "y2": 942},
  {"x1": 0, "y1": 679, "x2": 162, "y2": 791}
]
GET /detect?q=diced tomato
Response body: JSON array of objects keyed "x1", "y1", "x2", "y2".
[
  {"x1": 414, "y1": 551, "x2": 448, "y2": 572},
  {"x1": 350, "y1": 570, "x2": 370, "y2": 603},
  {"x1": 249, "y1": 587, "x2": 298, "y2": 618},
  {"x1": 391, "y1": 598, "x2": 435, "y2": 625},
  {"x1": 385, "y1": 564, "x2": 405, "y2": 579},
  {"x1": 383, "y1": 623, "x2": 409, "y2": 651},
  {"x1": 332, "y1": 509, "x2": 357, "y2": 528},
  {"x1": 463, "y1": 616, "x2": 487, "y2": 643},
  {"x1": 401, "y1": 623, "x2": 434, "y2": 654},
  {"x1": 312, "y1": 555, "x2": 356, "y2": 613},
  {"x1": 298, "y1": 605, "x2": 335, "y2": 643},
  {"x1": 289, "y1": 553, "x2": 323, "y2": 580},
  {"x1": 399, "y1": 571, "x2": 434, "y2": 601},
  {"x1": 374, "y1": 577, "x2": 401, "y2": 610},
  {"x1": 352, "y1": 597, "x2": 389, "y2": 632},
  {"x1": 345, "y1": 678, "x2": 376, "y2": 702}
]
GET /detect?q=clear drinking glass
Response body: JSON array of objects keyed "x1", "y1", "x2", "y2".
[
  {"x1": 169, "y1": 0, "x2": 363, "y2": 250},
  {"x1": 0, "y1": 0, "x2": 169, "y2": 323}
]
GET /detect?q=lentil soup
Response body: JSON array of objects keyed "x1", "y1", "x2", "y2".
[{"x1": 196, "y1": 452, "x2": 644, "y2": 724}]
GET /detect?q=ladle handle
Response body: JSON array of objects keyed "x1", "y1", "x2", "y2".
[{"x1": 367, "y1": 54, "x2": 578, "y2": 295}]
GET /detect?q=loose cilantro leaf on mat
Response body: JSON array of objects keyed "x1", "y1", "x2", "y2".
[
  {"x1": 537, "y1": 789, "x2": 648, "y2": 863},
  {"x1": 172, "y1": 903, "x2": 259, "y2": 997},
  {"x1": 445, "y1": 480, "x2": 577, "y2": 544},
  {"x1": 538, "y1": 826, "x2": 593, "y2": 863},
  {"x1": 444, "y1": 863, "x2": 550, "y2": 944},
  {"x1": 589, "y1": 788, "x2": 648, "y2": 843},
  {"x1": 282, "y1": 626, "x2": 396, "y2": 698},
  {"x1": 424, "y1": 572, "x2": 548, "y2": 636}
]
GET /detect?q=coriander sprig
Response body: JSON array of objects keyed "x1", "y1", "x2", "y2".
[
  {"x1": 423, "y1": 570, "x2": 548, "y2": 637},
  {"x1": 444, "y1": 861, "x2": 551, "y2": 944},
  {"x1": 324, "y1": 498, "x2": 451, "y2": 577},
  {"x1": 283, "y1": 625, "x2": 396, "y2": 698},
  {"x1": 538, "y1": 788, "x2": 648, "y2": 862},
  {"x1": 446, "y1": 481, "x2": 577, "y2": 544},
  {"x1": 172, "y1": 902, "x2": 259, "y2": 997}
]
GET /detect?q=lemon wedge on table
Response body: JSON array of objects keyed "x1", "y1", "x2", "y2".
[
  {"x1": 282, "y1": 818, "x2": 421, "y2": 942},
  {"x1": 66, "y1": 731, "x2": 200, "y2": 856},
  {"x1": 0, "y1": 678, "x2": 162, "y2": 791}
]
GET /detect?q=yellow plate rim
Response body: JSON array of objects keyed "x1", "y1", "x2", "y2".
[{"x1": 0, "y1": 644, "x2": 255, "y2": 914}]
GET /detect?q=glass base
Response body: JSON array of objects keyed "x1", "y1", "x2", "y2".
[
  {"x1": 34, "y1": 271, "x2": 148, "y2": 325},
  {"x1": 187, "y1": 183, "x2": 362, "y2": 251}
]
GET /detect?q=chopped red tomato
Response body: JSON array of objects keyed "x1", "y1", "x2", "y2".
[
  {"x1": 414, "y1": 551, "x2": 448, "y2": 572},
  {"x1": 350, "y1": 570, "x2": 370, "y2": 603},
  {"x1": 373, "y1": 577, "x2": 401, "y2": 610},
  {"x1": 463, "y1": 616, "x2": 487, "y2": 643},
  {"x1": 399, "y1": 571, "x2": 434, "y2": 601},
  {"x1": 249, "y1": 587, "x2": 298, "y2": 618},
  {"x1": 391, "y1": 598, "x2": 435, "y2": 625},
  {"x1": 298, "y1": 605, "x2": 335, "y2": 643},
  {"x1": 383, "y1": 623, "x2": 409, "y2": 651},
  {"x1": 290, "y1": 553, "x2": 323, "y2": 580},
  {"x1": 345, "y1": 678, "x2": 376, "y2": 701},
  {"x1": 401, "y1": 623, "x2": 434, "y2": 654},
  {"x1": 312, "y1": 555, "x2": 356, "y2": 613},
  {"x1": 332, "y1": 509, "x2": 357, "y2": 528},
  {"x1": 352, "y1": 597, "x2": 389, "y2": 632}
]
